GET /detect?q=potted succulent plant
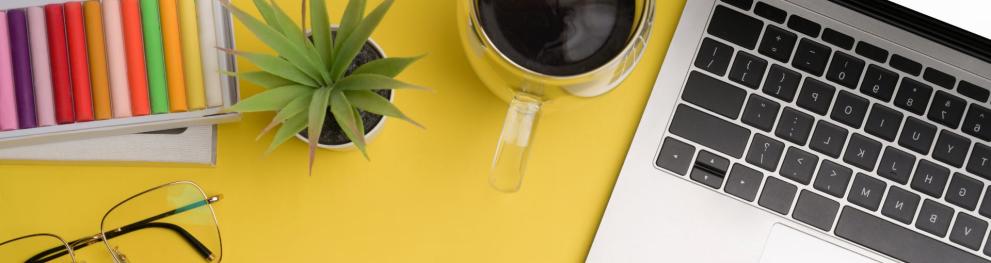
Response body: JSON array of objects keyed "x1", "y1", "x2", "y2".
[{"x1": 222, "y1": 0, "x2": 426, "y2": 172}]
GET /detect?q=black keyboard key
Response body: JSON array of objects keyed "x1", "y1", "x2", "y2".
[
  {"x1": 959, "y1": 81, "x2": 989, "y2": 102},
  {"x1": 814, "y1": 160, "x2": 853, "y2": 198},
  {"x1": 912, "y1": 160, "x2": 950, "y2": 198},
  {"x1": 843, "y1": 134, "x2": 882, "y2": 172},
  {"x1": 775, "y1": 107, "x2": 814, "y2": 145},
  {"x1": 762, "y1": 65, "x2": 802, "y2": 102},
  {"x1": 924, "y1": 68, "x2": 956, "y2": 89},
  {"x1": 787, "y1": 15, "x2": 821, "y2": 37},
  {"x1": 856, "y1": 41, "x2": 889, "y2": 63},
  {"x1": 746, "y1": 134, "x2": 784, "y2": 171},
  {"x1": 836, "y1": 207, "x2": 988, "y2": 263},
  {"x1": 894, "y1": 78, "x2": 933, "y2": 115},
  {"x1": 753, "y1": 2, "x2": 786, "y2": 23},
  {"x1": 822, "y1": 28, "x2": 854, "y2": 50},
  {"x1": 682, "y1": 71, "x2": 747, "y2": 119},
  {"x1": 881, "y1": 186, "x2": 921, "y2": 224},
  {"x1": 917, "y1": 199, "x2": 954, "y2": 237},
  {"x1": 946, "y1": 173, "x2": 984, "y2": 210},
  {"x1": 725, "y1": 164, "x2": 764, "y2": 201},
  {"x1": 899, "y1": 117, "x2": 937, "y2": 155},
  {"x1": 890, "y1": 54, "x2": 922, "y2": 76},
  {"x1": 830, "y1": 91, "x2": 869, "y2": 128},
  {"x1": 721, "y1": 0, "x2": 753, "y2": 10},
  {"x1": 809, "y1": 121, "x2": 847, "y2": 158},
  {"x1": 968, "y1": 144, "x2": 991, "y2": 180},
  {"x1": 757, "y1": 26, "x2": 796, "y2": 63},
  {"x1": 696, "y1": 149, "x2": 731, "y2": 175},
  {"x1": 691, "y1": 150, "x2": 731, "y2": 189},
  {"x1": 793, "y1": 190, "x2": 839, "y2": 231},
  {"x1": 859, "y1": 65, "x2": 898, "y2": 102},
  {"x1": 657, "y1": 137, "x2": 696, "y2": 176},
  {"x1": 741, "y1": 94, "x2": 780, "y2": 132},
  {"x1": 933, "y1": 131, "x2": 971, "y2": 168},
  {"x1": 708, "y1": 6, "x2": 764, "y2": 49},
  {"x1": 848, "y1": 173, "x2": 886, "y2": 211},
  {"x1": 963, "y1": 105, "x2": 991, "y2": 141},
  {"x1": 728, "y1": 51, "x2": 768, "y2": 89},
  {"x1": 825, "y1": 52, "x2": 864, "y2": 89},
  {"x1": 980, "y1": 187, "x2": 991, "y2": 218},
  {"x1": 950, "y1": 212, "x2": 988, "y2": 251},
  {"x1": 864, "y1": 104, "x2": 903, "y2": 142},
  {"x1": 669, "y1": 105, "x2": 752, "y2": 158},
  {"x1": 792, "y1": 39, "x2": 830, "y2": 76},
  {"x1": 780, "y1": 147, "x2": 818, "y2": 185},
  {"x1": 928, "y1": 91, "x2": 967, "y2": 129},
  {"x1": 695, "y1": 38, "x2": 735, "y2": 76},
  {"x1": 877, "y1": 147, "x2": 915, "y2": 184},
  {"x1": 796, "y1": 78, "x2": 835, "y2": 115},
  {"x1": 759, "y1": 176, "x2": 797, "y2": 215},
  {"x1": 691, "y1": 166, "x2": 725, "y2": 189}
]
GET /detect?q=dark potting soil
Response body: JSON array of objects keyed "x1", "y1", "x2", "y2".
[{"x1": 299, "y1": 40, "x2": 391, "y2": 146}]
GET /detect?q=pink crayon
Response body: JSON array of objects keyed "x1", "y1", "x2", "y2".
[
  {"x1": 0, "y1": 12, "x2": 18, "y2": 131},
  {"x1": 27, "y1": 7, "x2": 55, "y2": 127}
]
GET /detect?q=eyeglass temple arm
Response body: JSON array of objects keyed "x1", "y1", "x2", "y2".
[{"x1": 26, "y1": 195, "x2": 222, "y2": 263}]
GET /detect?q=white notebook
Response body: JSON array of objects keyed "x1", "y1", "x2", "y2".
[{"x1": 0, "y1": 125, "x2": 217, "y2": 165}]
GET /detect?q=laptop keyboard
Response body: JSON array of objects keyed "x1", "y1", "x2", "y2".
[{"x1": 657, "y1": 1, "x2": 991, "y2": 262}]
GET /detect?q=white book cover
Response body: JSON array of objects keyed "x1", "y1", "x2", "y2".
[{"x1": 0, "y1": 125, "x2": 217, "y2": 165}]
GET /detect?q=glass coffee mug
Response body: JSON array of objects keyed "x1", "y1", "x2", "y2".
[{"x1": 457, "y1": 0, "x2": 656, "y2": 192}]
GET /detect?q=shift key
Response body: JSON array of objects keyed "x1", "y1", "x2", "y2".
[
  {"x1": 682, "y1": 71, "x2": 748, "y2": 119},
  {"x1": 670, "y1": 104, "x2": 751, "y2": 158}
]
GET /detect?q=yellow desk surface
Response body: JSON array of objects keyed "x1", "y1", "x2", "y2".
[{"x1": 0, "y1": 0, "x2": 686, "y2": 261}]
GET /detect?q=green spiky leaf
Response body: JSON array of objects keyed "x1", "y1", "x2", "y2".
[
  {"x1": 265, "y1": 111, "x2": 309, "y2": 155},
  {"x1": 252, "y1": 0, "x2": 281, "y2": 32},
  {"x1": 335, "y1": 74, "x2": 428, "y2": 91},
  {"x1": 223, "y1": 1, "x2": 325, "y2": 85},
  {"x1": 228, "y1": 85, "x2": 313, "y2": 113},
  {"x1": 225, "y1": 49, "x2": 318, "y2": 87},
  {"x1": 239, "y1": 71, "x2": 295, "y2": 89},
  {"x1": 256, "y1": 93, "x2": 312, "y2": 140},
  {"x1": 307, "y1": 87, "x2": 333, "y2": 174},
  {"x1": 345, "y1": 90, "x2": 422, "y2": 128},
  {"x1": 351, "y1": 55, "x2": 424, "y2": 78},
  {"x1": 310, "y1": 0, "x2": 334, "y2": 68},
  {"x1": 330, "y1": 91, "x2": 368, "y2": 157},
  {"x1": 268, "y1": 1, "x2": 309, "y2": 48},
  {"x1": 331, "y1": 0, "x2": 393, "y2": 80},
  {"x1": 335, "y1": 0, "x2": 366, "y2": 53},
  {"x1": 350, "y1": 107, "x2": 366, "y2": 157}
]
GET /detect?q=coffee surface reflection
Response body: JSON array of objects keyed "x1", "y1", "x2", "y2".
[{"x1": 476, "y1": 0, "x2": 636, "y2": 76}]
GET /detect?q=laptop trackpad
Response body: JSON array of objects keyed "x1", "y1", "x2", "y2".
[{"x1": 759, "y1": 224, "x2": 878, "y2": 263}]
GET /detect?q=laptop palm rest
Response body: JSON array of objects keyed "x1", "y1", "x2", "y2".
[{"x1": 759, "y1": 224, "x2": 877, "y2": 263}]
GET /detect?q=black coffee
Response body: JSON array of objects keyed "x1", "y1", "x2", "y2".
[{"x1": 476, "y1": 0, "x2": 636, "y2": 76}]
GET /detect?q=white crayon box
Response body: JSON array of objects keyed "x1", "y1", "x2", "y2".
[{"x1": 0, "y1": 0, "x2": 239, "y2": 148}]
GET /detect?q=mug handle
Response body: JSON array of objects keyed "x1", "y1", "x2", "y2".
[{"x1": 489, "y1": 92, "x2": 542, "y2": 192}]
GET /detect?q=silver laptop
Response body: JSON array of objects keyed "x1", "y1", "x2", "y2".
[{"x1": 589, "y1": 0, "x2": 991, "y2": 262}]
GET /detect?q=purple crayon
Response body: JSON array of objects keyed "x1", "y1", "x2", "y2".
[{"x1": 8, "y1": 10, "x2": 34, "y2": 129}]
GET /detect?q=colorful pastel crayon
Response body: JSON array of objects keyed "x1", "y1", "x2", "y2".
[
  {"x1": 178, "y1": 0, "x2": 205, "y2": 110},
  {"x1": 65, "y1": 3, "x2": 95, "y2": 122},
  {"x1": 102, "y1": 0, "x2": 132, "y2": 118},
  {"x1": 141, "y1": 0, "x2": 170, "y2": 114},
  {"x1": 27, "y1": 7, "x2": 55, "y2": 127},
  {"x1": 0, "y1": 12, "x2": 17, "y2": 131},
  {"x1": 196, "y1": 0, "x2": 222, "y2": 107},
  {"x1": 160, "y1": 0, "x2": 188, "y2": 112},
  {"x1": 8, "y1": 10, "x2": 36, "y2": 129},
  {"x1": 84, "y1": 1, "x2": 112, "y2": 120},
  {"x1": 121, "y1": 0, "x2": 151, "y2": 116},
  {"x1": 45, "y1": 4, "x2": 74, "y2": 124}
]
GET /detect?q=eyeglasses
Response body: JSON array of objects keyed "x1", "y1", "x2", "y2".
[{"x1": 0, "y1": 181, "x2": 223, "y2": 263}]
